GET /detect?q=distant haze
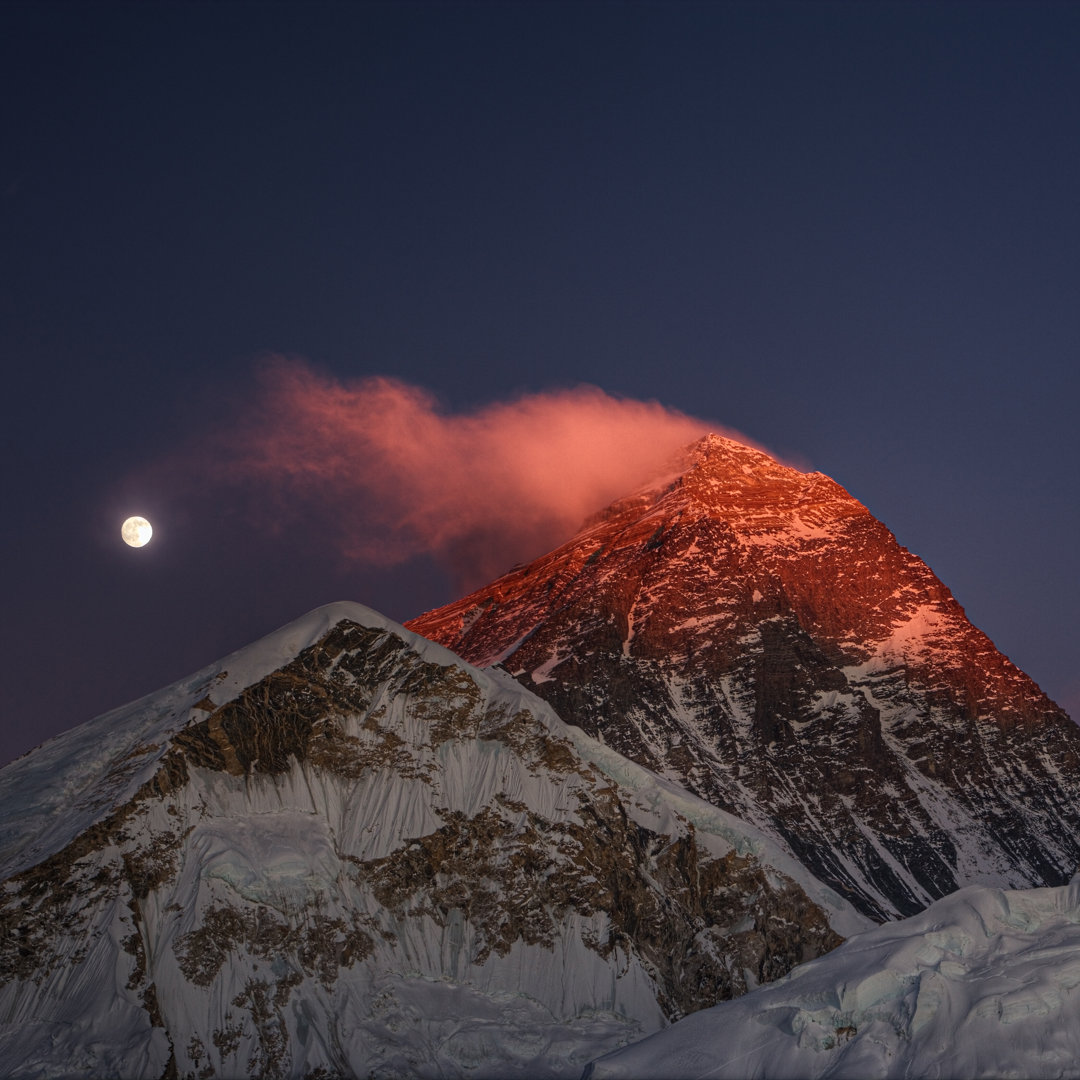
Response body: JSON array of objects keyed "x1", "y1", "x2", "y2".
[{"x1": 165, "y1": 359, "x2": 736, "y2": 590}]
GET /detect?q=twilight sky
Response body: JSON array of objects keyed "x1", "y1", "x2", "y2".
[{"x1": 2, "y1": 0, "x2": 1078, "y2": 766}]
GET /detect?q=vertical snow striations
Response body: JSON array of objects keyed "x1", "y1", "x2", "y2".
[
  {"x1": 0, "y1": 603, "x2": 856, "y2": 1079},
  {"x1": 408, "y1": 434, "x2": 1080, "y2": 922}
]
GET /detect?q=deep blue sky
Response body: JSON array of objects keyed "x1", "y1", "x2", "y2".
[{"x1": 3, "y1": 1, "x2": 1079, "y2": 765}]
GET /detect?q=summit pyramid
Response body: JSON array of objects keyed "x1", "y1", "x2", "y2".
[{"x1": 408, "y1": 434, "x2": 1080, "y2": 920}]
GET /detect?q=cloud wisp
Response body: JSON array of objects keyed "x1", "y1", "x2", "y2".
[{"x1": 173, "y1": 359, "x2": 747, "y2": 589}]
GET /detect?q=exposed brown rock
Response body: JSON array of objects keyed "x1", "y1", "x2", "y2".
[{"x1": 2, "y1": 611, "x2": 847, "y2": 1078}]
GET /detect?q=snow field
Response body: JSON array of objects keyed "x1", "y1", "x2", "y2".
[{"x1": 586, "y1": 877, "x2": 1080, "y2": 1079}]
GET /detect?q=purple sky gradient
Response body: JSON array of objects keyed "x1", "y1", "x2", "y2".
[{"x1": 2, "y1": 1, "x2": 1078, "y2": 765}]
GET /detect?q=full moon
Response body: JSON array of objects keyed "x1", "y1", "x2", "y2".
[{"x1": 121, "y1": 516, "x2": 153, "y2": 548}]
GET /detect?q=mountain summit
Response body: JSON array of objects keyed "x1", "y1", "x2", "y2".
[
  {"x1": 0, "y1": 602, "x2": 856, "y2": 1078},
  {"x1": 408, "y1": 434, "x2": 1080, "y2": 921},
  {"x1": 6, "y1": 434, "x2": 1080, "y2": 1077}
]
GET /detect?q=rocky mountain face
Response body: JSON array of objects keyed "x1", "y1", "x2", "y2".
[
  {"x1": 0, "y1": 603, "x2": 859, "y2": 1080},
  {"x1": 408, "y1": 434, "x2": 1080, "y2": 922}
]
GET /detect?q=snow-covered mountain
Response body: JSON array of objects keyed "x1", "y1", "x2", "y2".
[
  {"x1": 408, "y1": 434, "x2": 1080, "y2": 921},
  {"x1": 0, "y1": 602, "x2": 861, "y2": 1079},
  {"x1": 7, "y1": 432, "x2": 1080, "y2": 1078},
  {"x1": 585, "y1": 875, "x2": 1080, "y2": 1079}
]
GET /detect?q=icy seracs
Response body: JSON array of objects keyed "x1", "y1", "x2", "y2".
[{"x1": 585, "y1": 875, "x2": 1080, "y2": 1079}]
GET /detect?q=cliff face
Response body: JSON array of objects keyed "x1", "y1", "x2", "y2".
[
  {"x1": 409, "y1": 435, "x2": 1080, "y2": 920},
  {"x1": 0, "y1": 603, "x2": 856, "y2": 1079}
]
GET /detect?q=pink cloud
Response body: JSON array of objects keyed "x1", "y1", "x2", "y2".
[{"x1": 176, "y1": 358, "x2": 755, "y2": 589}]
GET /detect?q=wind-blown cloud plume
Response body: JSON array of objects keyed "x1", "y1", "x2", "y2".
[{"x1": 186, "y1": 359, "x2": 748, "y2": 589}]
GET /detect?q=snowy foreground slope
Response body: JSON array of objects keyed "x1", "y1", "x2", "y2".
[
  {"x1": 0, "y1": 603, "x2": 862, "y2": 1079},
  {"x1": 586, "y1": 876, "x2": 1080, "y2": 1079}
]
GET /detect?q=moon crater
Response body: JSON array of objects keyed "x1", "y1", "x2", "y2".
[{"x1": 121, "y1": 516, "x2": 153, "y2": 547}]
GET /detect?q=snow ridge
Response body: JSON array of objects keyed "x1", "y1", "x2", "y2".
[{"x1": 587, "y1": 875, "x2": 1080, "y2": 1079}]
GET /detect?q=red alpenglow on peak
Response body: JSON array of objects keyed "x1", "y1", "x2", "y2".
[{"x1": 408, "y1": 433, "x2": 1080, "y2": 921}]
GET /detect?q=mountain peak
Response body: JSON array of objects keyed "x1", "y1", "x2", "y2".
[
  {"x1": 688, "y1": 430, "x2": 783, "y2": 465},
  {"x1": 0, "y1": 599, "x2": 856, "y2": 1077},
  {"x1": 409, "y1": 445, "x2": 1080, "y2": 921},
  {"x1": 672, "y1": 434, "x2": 856, "y2": 535},
  {"x1": 661, "y1": 431, "x2": 807, "y2": 481},
  {"x1": 579, "y1": 433, "x2": 859, "y2": 549},
  {"x1": 624, "y1": 432, "x2": 796, "y2": 496}
]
